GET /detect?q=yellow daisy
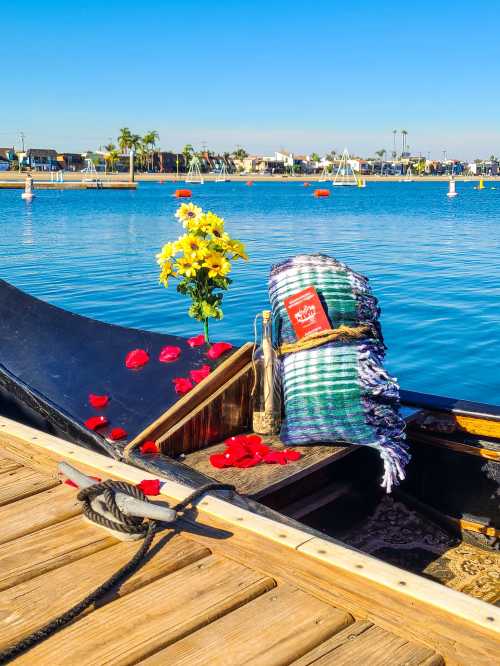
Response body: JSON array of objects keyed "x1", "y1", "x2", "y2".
[
  {"x1": 175, "y1": 256, "x2": 201, "y2": 278},
  {"x1": 179, "y1": 234, "x2": 210, "y2": 260},
  {"x1": 175, "y1": 203, "x2": 202, "y2": 228},
  {"x1": 227, "y1": 239, "x2": 248, "y2": 260},
  {"x1": 156, "y1": 241, "x2": 176, "y2": 265},
  {"x1": 198, "y1": 211, "x2": 224, "y2": 235},
  {"x1": 159, "y1": 261, "x2": 176, "y2": 287},
  {"x1": 203, "y1": 252, "x2": 231, "y2": 278}
]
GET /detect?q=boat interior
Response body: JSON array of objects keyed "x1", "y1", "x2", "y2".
[{"x1": 0, "y1": 280, "x2": 498, "y2": 662}]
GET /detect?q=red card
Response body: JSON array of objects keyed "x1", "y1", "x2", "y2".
[{"x1": 284, "y1": 286, "x2": 331, "y2": 339}]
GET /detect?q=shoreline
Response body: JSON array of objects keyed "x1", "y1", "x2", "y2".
[{"x1": 0, "y1": 171, "x2": 498, "y2": 184}]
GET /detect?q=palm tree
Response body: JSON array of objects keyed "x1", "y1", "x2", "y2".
[
  {"x1": 310, "y1": 152, "x2": 321, "y2": 163},
  {"x1": 143, "y1": 131, "x2": 159, "y2": 171},
  {"x1": 325, "y1": 150, "x2": 337, "y2": 162},
  {"x1": 401, "y1": 130, "x2": 408, "y2": 156},
  {"x1": 118, "y1": 128, "x2": 132, "y2": 154},
  {"x1": 105, "y1": 149, "x2": 120, "y2": 173},
  {"x1": 392, "y1": 130, "x2": 397, "y2": 159},
  {"x1": 232, "y1": 147, "x2": 248, "y2": 161},
  {"x1": 182, "y1": 144, "x2": 194, "y2": 171},
  {"x1": 104, "y1": 143, "x2": 116, "y2": 153}
]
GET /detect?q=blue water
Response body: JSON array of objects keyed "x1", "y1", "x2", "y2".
[{"x1": 1, "y1": 181, "x2": 499, "y2": 403}]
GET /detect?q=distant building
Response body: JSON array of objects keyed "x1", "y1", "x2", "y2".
[
  {"x1": 57, "y1": 153, "x2": 85, "y2": 171},
  {"x1": 19, "y1": 149, "x2": 59, "y2": 171},
  {"x1": 0, "y1": 148, "x2": 16, "y2": 171}
]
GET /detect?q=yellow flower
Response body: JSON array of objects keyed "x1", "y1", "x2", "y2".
[
  {"x1": 175, "y1": 203, "x2": 202, "y2": 228},
  {"x1": 203, "y1": 252, "x2": 231, "y2": 278},
  {"x1": 159, "y1": 261, "x2": 176, "y2": 287},
  {"x1": 175, "y1": 256, "x2": 201, "y2": 278},
  {"x1": 156, "y1": 241, "x2": 176, "y2": 265},
  {"x1": 198, "y1": 211, "x2": 224, "y2": 235},
  {"x1": 227, "y1": 239, "x2": 248, "y2": 260},
  {"x1": 179, "y1": 234, "x2": 209, "y2": 260}
]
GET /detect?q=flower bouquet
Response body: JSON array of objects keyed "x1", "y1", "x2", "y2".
[{"x1": 156, "y1": 203, "x2": 248, "y2": 342}]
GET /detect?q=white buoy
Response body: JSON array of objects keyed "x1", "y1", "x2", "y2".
[{"x1": 447, "y1": 179, "x2": 458, "y2": 198}]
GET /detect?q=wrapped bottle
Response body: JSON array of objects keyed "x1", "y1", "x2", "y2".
[{"x1": 252, "y1": 310, "x2": 281, "y2": 434}]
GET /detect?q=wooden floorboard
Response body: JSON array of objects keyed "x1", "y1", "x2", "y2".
[
  {"x1": 0, "y1": 533, "x2": 210, "y2": 650},
  {"x1": 0, "y1": 451, "x2": 22, "y2": 473},
  {"x1": 14, "y1": 555, "x2": 275, "y2": 665},
  {"x1": 0, "y1": 516, "x2": 115, "y2": 592},
  {"x1": 0, "y1": 484, "x2": 81, "y2": 545},
  {"x1": 0, "y1": 466, "x2": 58, "y2": 507},
  {"x1": 184, "y1": 434, "x2": 355, "y2": 498},
  {"x1": 139, "y1": 583, "x2": 352, "y2": 665},
  {"x1": 292, "y1": 621, "x2": 444, "y2": 666}
]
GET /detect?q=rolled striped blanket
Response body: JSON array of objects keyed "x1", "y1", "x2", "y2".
[{"x1": 269, "y1": 254, "x2": 409, "y2": 492}]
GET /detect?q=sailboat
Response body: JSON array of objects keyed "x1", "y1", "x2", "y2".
[
  {"x1": 215, "y1": 160, "x2": 228, "y2": 182},
  {"x1": 185, "y1": 155, "x2": 204, "y2": 184},
  {"x1": 332, "y1": 149, "x2": 358, "y2": 186},
  {"x1": 318, "y1": 165, "x2": 330, "y2": 182}
]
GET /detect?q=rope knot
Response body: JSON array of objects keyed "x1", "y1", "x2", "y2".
[{"x1": 78, "y1": 480, "x2": 150, "y2": 536}]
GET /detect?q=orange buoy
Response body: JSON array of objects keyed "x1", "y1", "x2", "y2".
[
  {"x1": 303, "y1": 182, "x2": 311, "y2": 187},
  {"x1": 313, "y1": 189, "x2": 330, "y2": 197},
  {"x1": 246, "y1": 181, "x2": 254, "y2": 186},
  {"x1": 175, "y1": 189, "x2": 192, "y2": 198}
]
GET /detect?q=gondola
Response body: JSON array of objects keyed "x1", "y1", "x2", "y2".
[{"x1": 0, "y1": 279, "x2": 498, "y2": 663}]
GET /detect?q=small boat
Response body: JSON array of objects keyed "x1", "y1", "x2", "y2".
[
  {"x1": 332, "y1": 149, "x2": 358, "y2": 186},
  {"x1": 0, "y1": 280, "x2": 498, "y2": 663}
]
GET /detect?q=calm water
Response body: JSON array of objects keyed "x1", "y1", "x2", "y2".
[{"x1": 1, "y1": 181, "x2": 499, "y2": 403}]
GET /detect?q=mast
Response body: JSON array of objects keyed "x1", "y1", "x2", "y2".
[{"x1": 332, "y1": 148, "x2": 358, "y2": 186}]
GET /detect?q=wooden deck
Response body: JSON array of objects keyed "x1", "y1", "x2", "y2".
[{"x1": 0, "y1": 417, "x2": 498, "y2": 665}]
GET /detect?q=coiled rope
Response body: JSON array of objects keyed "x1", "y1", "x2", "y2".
[{"x1": 0, "y1": 480, "x2": 234, "y2": 664}]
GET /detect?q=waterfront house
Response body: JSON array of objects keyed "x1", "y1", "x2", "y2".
[
  {"x1": 57, "y1": 153, "x2": 85, "y2": 172},
  {"x1": 19, "y1": 148, "x2": 59, "y2": 171}
]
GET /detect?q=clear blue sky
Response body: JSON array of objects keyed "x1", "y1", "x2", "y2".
[{"x1": 3, "y1": 1, "x2": 499, "y2": 159}]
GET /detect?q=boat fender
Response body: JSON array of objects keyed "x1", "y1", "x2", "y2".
[{"x1": 175, "y1": 189, "x2": 192, "y2": 198}]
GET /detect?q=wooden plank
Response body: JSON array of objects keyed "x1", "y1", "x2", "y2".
[
  {"x1": 0, "y1": 516, "x2": 115, "y2": 591},
  {"x1": 125, "y1": 342, "x2": 254, "y2": 456},
  {"x1": 0, "y1": 466, "x2": 58, "y2": 507},
  {"x1": 0, "y1": 534, "x2": 210, "y2": 650},
  {"x1": 1, "y1": 416, "x2": 499, "y2": 665},
  {"x1": 0, "y1": 451, "x2": 21, "y2": 473},
  {"x1": 14, "y1": 555, "x2": 275, "y2": 665},
  {"x1": 400, "y1": 389, "x2": 500, "y2": 422},
  {"x1": 292, "y1": 621, "x2": 443, "y2": 666},
  {"x1": 139, "y1": 583, "x2": 353, "y2": 665},
  {"x1": 183, "y1": 435, "x2": 354, "y2": 498},
  {"x1": 285, "y1": 481, "x2": 352, "y2": 520},
  {"x1": 157, "y1": 362, "x2": 254, "y2": 455},
  {"x1": 0, "y1": 484, "x2": 81, "y2": 545},
  {"x1": 409, "y1": 430, "x2": 500, "y2": 461}
]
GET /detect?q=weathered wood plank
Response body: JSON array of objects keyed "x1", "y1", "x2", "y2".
[
  {"x1": 0, "y1": 484, "x2": 81, "y2": 545},
  {"x1": 292, "y1": 622, "x2": 444, "y2": 666},
  {"x1": 183, "y1": 435, "x2": 354, "y2": 498},
  {"x1": 285, "y1": 481, "x2": 352, "y2": 520},
  {"x1": 14, "y1": 555, "x2": 275, "y2": 665},
  {"x1": 0, "y1": 467, "x2": 58, "y2": 507},
  {"x1": 139, "y1": 583, "x2": 352, "y2": 665},
  {"x1": 0, "y1": 534, "x2": 210, "y2": 650},
  {"x1": 0, "y1": 451, "x2": 21, "y2": 473},
  {"x1": 0, "y1": 516, "x2": 115, "y2": 591}
]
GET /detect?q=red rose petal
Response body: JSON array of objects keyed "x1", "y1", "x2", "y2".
[
  {"x1": 125, "y1": 349, "x2": 150, "y2": 369},
  {"x1": 210, "y1": 453, "x2": 232, "y2": 469},
  {"x1": 109, "y1": 427, "x2": 128, "y2": 441},
  {"x1": 246, "y1": 442, "x2": 270, "y2": 458},
  {"x1": 140, "y1": 440, "x2": 159, "y2": 455},
  {"x1": 187, "y1": 334, "x2": 206, "y2": 347},
  {"x1": 284, "y1": 449, "x2": 302, "y2": 461},
  {"x1": 159, "y1": 346, "x2": 181, "y2": 363},
  {"x1": 234, "y1": 456, "x2": 260, "y2": 468},
  {"x1": 189, "y1": 364, "x2": 211, "y2": 384},
  {"x1": 206, "y1": 341, "x2": 233, "y2": 360},
  {"x1": 263, "y1": 451, "x2": 288, "y2": 465},
  {"x1": 84, "y1": 415, "x2": 108, "y2": 431},
  {"x1": 173, "y1": 377, "x2": 193, "y2": 394},
  {"x1": 224, "y1": 442, "x2": 248, "y2": 462},
  {"x1": 64, "y1": 475, "x2": 101, "y2": 488},
  {"x1": 89, "y1": 393, "x2": 109, "y2": 409},
  {"x1": 245, "y1": 434, "x2": 263, "y2": 446},
  {"x1": 137, "y1": 479, "x2": 161, "y2": 495}
]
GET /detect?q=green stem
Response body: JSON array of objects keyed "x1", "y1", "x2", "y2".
[{"x1": 203, "y1": 318, "x2": 210, "y2": 344}]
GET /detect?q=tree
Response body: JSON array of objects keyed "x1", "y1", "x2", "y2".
[
  {"x1": 104, "y1": 143, "x2": 116, "y2": 153},
  {"x1": 105, "y1": 149, "x2": 120, "y2": 173},
  {"x1": 182, "y1": 144, "x2": 194, "y2": 171},
  {"x1": 118, "y1": 128, "x2": 132, "y2": 154},
  {"x1": 326, "y1": 150, "x2": 337, "y2": 162},
  {"x1": 310, "y1": 152, "x2": 321, "y2": 163},
  {"x1": 143, "y1": 130, "x2": 159, "y2": 171},
  {"x1": 401, "y1": 129, "x2": 408, "y2": 156},
  {"x1": 232, "y1": 147, "x2": 248, "y2": 161}
]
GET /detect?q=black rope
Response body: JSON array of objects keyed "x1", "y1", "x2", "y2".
[{"x1": 0, "y1": 480, "x2": 234, "y2": 664}]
